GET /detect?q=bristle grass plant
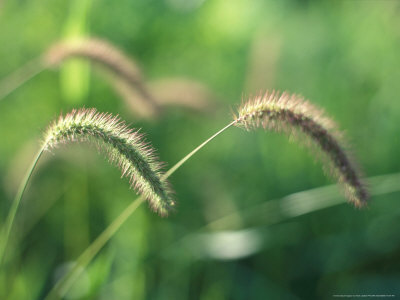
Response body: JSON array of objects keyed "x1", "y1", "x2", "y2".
[
  {"x1": 40, "y1": 91, "x2": 368, "y2": 298},
  {"x1": 1, "y1": 90, "x2": 368, "y2": 298}
]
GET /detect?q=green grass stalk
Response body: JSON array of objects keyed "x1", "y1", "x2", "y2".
[{"x1": 0, "y1": 145, "x2": 45, "y2": 267}]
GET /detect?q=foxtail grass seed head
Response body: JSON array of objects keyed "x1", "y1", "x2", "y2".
[
  {"x1": 43, "y1": 38, "x2": 160, "y2": 116},
  {"x1": 43, "y1": 109, "x2": 175, "y2": 216},
  {"x1": 235, "y1": 91, "x2": 368, "y2": 207},
  {"x1": 44, "y1": 38, "x2": 143, "y2": 84}
]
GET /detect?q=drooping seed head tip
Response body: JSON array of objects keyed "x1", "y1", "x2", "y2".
[
  {"x1": 43, "y1": 108, "x2": 175, "y2": 216},
  {"x1": 234, "y1": 90, "x2": 369, "y2": 207}
]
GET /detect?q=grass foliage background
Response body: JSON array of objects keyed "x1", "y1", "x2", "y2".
[{"x1": 1, "y1": 0, "x2": 400, "y2": 299}]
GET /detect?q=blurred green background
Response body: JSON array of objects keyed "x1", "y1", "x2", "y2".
[{"x1": 1, "y1": 0, "x2": 400, "y2": 299}]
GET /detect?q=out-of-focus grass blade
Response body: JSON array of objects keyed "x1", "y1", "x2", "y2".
[
  {"x1": 162, "y1": 172, "x2": 400, "y2": 261},
  {"x1": 60, "y1": 0, "x2": 91, "y2": 104},
  {"x1": 207, "y1": 172, "x2": 400, "y2": 230}
]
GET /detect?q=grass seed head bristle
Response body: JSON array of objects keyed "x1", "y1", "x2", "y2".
[
  {"x1": 43, "y1": 108, "x2": 175, "y2": 216},
  {"x1": 234, "y1": 90, "x2": 368, "y2": 207}
]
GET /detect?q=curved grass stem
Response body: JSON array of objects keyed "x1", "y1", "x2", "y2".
[
  {"x1": 163, "y1": 120, "x2": 237, "y2": 180},
  {"x1": 0, "y1": 146, "x2": 45, "y2": 266}
]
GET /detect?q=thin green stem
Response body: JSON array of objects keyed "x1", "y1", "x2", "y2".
[
  {"x1": 0, "y1": 146, "x2": 45, "y2": 267},
  {"x1": 162, "y1": 120, "x2": 237, "y2": 180},
  {"x1": 46, "y1": 120, "x2": 237, "y2": 299}
]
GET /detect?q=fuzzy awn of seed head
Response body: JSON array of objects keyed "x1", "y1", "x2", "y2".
[
  {"x1": 43, "y1": 108, "x2": 174, "y2": 216},
  {"x1": 234, "y1": 91, "x2": 368, "y2": 207}
]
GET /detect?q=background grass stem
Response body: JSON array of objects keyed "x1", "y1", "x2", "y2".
[{"x1": 0, "y1": 59, "x2": 44, "y2": 101}]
